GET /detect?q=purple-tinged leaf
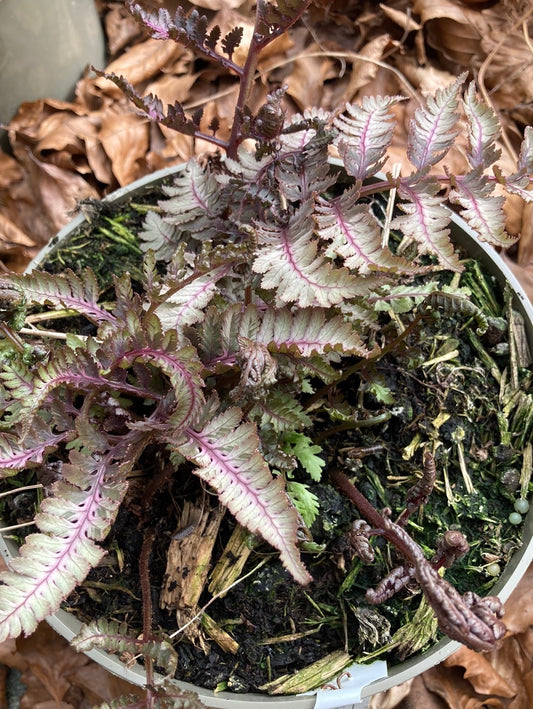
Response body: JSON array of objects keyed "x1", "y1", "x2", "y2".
[
  {"x1": 176, "y1": 406, "x2": 311, "y2": 585},
  {"x1": 0, "y1": 269, "x2": 113, "y2": 324},
  {"x1": 0, "y1": 448, "x2": 129, "y2": 642},
  {"x1": 221, "y1": 26, "x2": 244, "y2": 59},
  {"x1": 158, "y1": 160, "x2": 223, "y2": 241},
  {"x1": 315, "y1": 187, "x2": 420, "y2": 275},
  {"x1": 462, "y1": 82, "x2": 501, "y2": 169},
  {"x1": 128, "y1": 2, "x2": 173, "y2": 40},
  {"x1": 407, "y1": 74, "x2": 466, "y2": 172},
  {"x1": 155, "y1": 265, "x2": 231, "y2": 329},
  {"x1": 394, "y1": 178, "x2": 462, "y2": 272},
  {"x1": 257, "y1": 306, "x2": 370, "y2": 358},
  {"x1": 253, "y1": 203, "x2": 360, "y2": 307},
  {"x1": 73, "y1": 619, "x2": 178, "y2": 677},
  {"x1": 0, "y1": 417, "x2": 69, "y2": 476},
  {"x1": 504, "y1": 127, "x2": 533, "y2": 201},
  {"x1": 451, "y1": 168, "x2": 514, "y2": 247},
  {"x1": 334, "y1": 96, "x2": 403, "y2": 181}
]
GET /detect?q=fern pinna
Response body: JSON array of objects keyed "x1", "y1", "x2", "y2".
[{"x1": 0, "y1": 0, "x2": 532, "y2": 689}]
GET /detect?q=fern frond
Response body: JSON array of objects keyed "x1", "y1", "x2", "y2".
[
  {"x1": 0, "y1": 416, "x2": 69, "y2": 475},
  {"x1": 174, "y1": 406, "x2": 311, "y2": 585},
  {"x1": 138, "y1": 211, "x2": 179, "y2": 261},
  {"x1": 156, "y1": 160, "x2": 224, "y2": 243},
  {"x1": 462, "y1": 83, "x2": 501, "y2": 169},
  {"x1": 407, "y1": 74, "x2": 466, "y2": 172},
  {"x1": 451, "y1": 168, "x2": 514, "y2": 247},
  {"x1": 334, "y1": 95, "x2": 403, "y2": 181},
  {"x1": 315, "y1": 187, "x2": 419, "y2": 274},
  {"x1": 221, "y1": 26, "x2": 244, "y2": 59},
  {"x1": 1, "y1": 345, "x2": 144, "y2": 434},
  {"x1": 257, "y1": 306, "x2": 370, "y2": 357},
  {"x1": 72, "y1": 618, "x2": 178, "y2": 676},
  {"x1": 128, "y1": 2, "x2": 241, "y2": 72},
  {"x1": 250, "y1": 390, "x2": 311, "y2": 432},
  {"x1": 0, "y1": 269, "x2": 112, "y2": 324},
  {"x1": 287, "y1": 481, "x2": 320, "y2": 528},
  {"x1": 155, "y1": 265, "x2": 232, "y2": 329},
  {"x1": 276, "y1": 120, "x2": 334, "y2": 201},
  {"x1": 102, "y1": 316, "x2": 206, "y2": 431},
  {"x1": 253, "y1": 203, "x2": 360, "y2": 307},
  {"x1": 95, "y1": 70, "x2": 203, "y2": 139},
  {"x1": 394, "y1": 178, "x2": 462, "y2": 272},
  {"x1": 504, "y1": 126, "x2": 533, "y2": 201},
  {"x1": 370, "y1": 281, "x2": 439, "y2": 314},
  {"x1": 0, "y1": 448, "x2": 129, "y2": 641}
]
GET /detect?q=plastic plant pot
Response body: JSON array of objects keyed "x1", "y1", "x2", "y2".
[{"x1": 2, "y1": 160, "x2": 533, "y2": 709}]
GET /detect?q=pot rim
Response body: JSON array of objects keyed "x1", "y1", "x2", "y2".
[{"x1": 4, "y1": 159, "x2": 533, "y2": 708}]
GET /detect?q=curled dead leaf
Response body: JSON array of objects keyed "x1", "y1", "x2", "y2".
[
  {"x1": 99, "y1": 109, "x2": 150, "y2": 186},
  {"x1": 95, "y1": 39, "x2": 188, "y2": 96}
]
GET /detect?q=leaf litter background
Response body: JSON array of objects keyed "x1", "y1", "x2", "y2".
[{"x1": 1, "y1": 0, "x2": 533, "y2": 706}]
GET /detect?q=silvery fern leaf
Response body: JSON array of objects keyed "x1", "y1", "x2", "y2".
[
  {"x1": 0, "y1": 416, "x2": 69, "y2": 475},
  {"x1": 407, "y1": 73, "x2": 466, "y2": 172},
  {"x1": 155, "y1": 264, "x2": 232, "y2": 329},
  {"x1": 72, "y1": 619, "x2": 178, "y2": 676},
  {"x1": 0, "y1": 447, "x2": 130, "y2": 641},
  {"x1": 256, "y1": 306, "x2": 370, "y2": 357},
  {"x1": 462, "y1": 83, "x2": 501, "y2": 169},
  {"x1": 334, "y1": 95, "x2": 403, "y2": 181},
  {"x1": 0, "y1": 269, "x2": 113, "y2": 325},
  {"x1": 394, "y1": 177, "x2": 462, "y2": 272},
  {"x1": 174, "y1": 405, "x2": 311, "y2": 585},
  {"x1": 138, "y1": 211, "x2": 179, "y2": 261},
  {"x1": 252, "y1": 203, "x2": 360, "y2": 307},
  {"x1": 505, "y1": 126, "x2": 533, "y2": 202},
  {"x1": 128, "y1": 1, "x2": 241, "y2": 70},
  {"x1": 450, "y1": 168, "x2": 513, "y2": 246},
  {"x1": 250, "y1": 390, "x2": 312, "y2": 432},
  {"x1": 315, "y1": 187, "x2": 420, "y2": 274},
  {"x1": 156, "y1": 160, "x2": 223, "y2": 243}
]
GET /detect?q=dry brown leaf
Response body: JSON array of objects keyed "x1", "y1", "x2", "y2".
[
  {"x1": 342, "y1": 34, "x2": 393, "y2": 103},
  {"x1": 285, "y1": 46, "x2": 336, "y2": 110},
  {"x1": 0, "y1": 152, "x2": 23, "y2": 188},
  {"x1": 0, "y1": 213, "x2": 35, "y2": 249},
  {"x1": 369, "y1": 678, "x2": 413, "y2": 708},
  {"x1": 99, "y1": 109, "x2": 150, "y2": 186},
  {"x1": 443, "y1": 647, "x2": 515, "y2": 698},
  {"x1": 20, "y1": 152, "x2": 99, "y2": 234},
  {"x1": 422, "y1": 664, "x2": 507, "y2": 709},
  {"x1": 17, "y1": 624, "x2": 88, "y2": 708},
  {"x1": 96, "y1": 38, "x2": 188, "y2": 95},
  {"x1": 69, "y1": 660, "x2": 146, "y2": 706},
  {"x1": 189, "y1": 0, "x2": 248, "y2": 9},
  {"x1": 379, "y1": 4, "x2": 421, "y2": 33},
  {"x1": 104, "y1": 4, "x2": 142, "y2": 57}
]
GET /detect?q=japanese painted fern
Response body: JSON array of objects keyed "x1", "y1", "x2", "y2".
[{"x1": 0, "y1": 0, "x2": 531, "y2": 687}]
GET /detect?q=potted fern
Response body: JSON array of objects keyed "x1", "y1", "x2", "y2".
[{"x1": 0, "y1": 1, "x2": 533, "y2": 707}]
